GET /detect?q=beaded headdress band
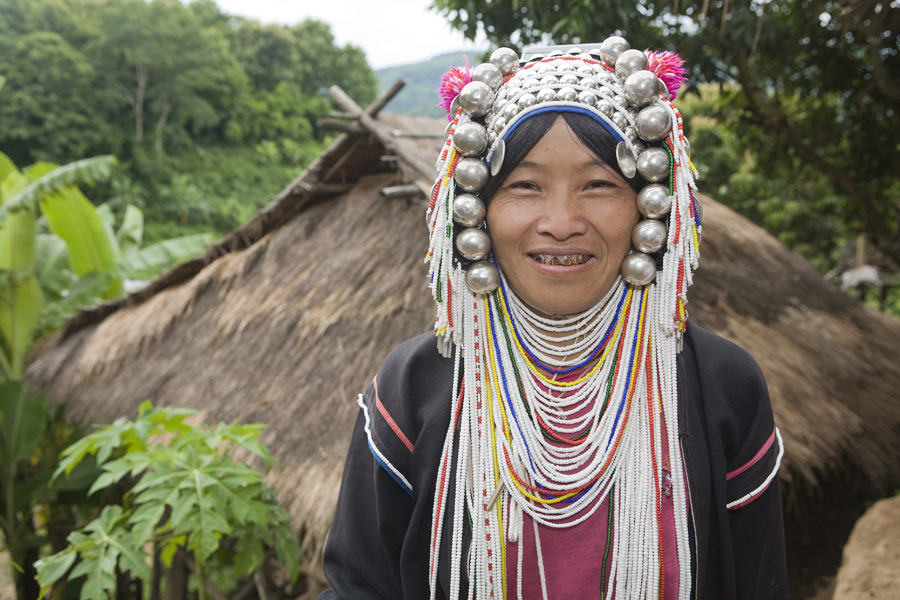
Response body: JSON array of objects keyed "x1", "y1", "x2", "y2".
[{"x1": 427, "y1": 36, "x2": 701, "y2": 355}]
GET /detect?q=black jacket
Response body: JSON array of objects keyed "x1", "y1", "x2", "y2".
[{"x1": 320, "y1": 324, "x2": 787, "y2": 599}]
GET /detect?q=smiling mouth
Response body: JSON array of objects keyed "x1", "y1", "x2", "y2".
[{"x1": 532, "y1": 254, "x2": 591, "y2": 266}]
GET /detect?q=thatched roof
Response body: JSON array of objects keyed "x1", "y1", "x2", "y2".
[{"x1": 25, "y1": 92, "x2": 900, "y2": 579}]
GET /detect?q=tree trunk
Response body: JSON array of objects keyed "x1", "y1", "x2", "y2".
[
  {"x1": 135, "y1": 64, "x2": 147, "y2": 143},
  {"x1": 154, "y1": 102, "x2": 171, "y2": 156}
]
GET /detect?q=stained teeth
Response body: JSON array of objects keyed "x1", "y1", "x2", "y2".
[{"x1": 534, "y1": 254, "x2": 589, "y2": 266}]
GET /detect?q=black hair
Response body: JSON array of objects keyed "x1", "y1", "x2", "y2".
[{"x1": 481, "y1": 111, "x2": 646, "y2": 201}]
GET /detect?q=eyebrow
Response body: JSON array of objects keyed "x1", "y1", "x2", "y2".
[{"x1": 513, "y1": 158, "x2": 611, "y2": 171}]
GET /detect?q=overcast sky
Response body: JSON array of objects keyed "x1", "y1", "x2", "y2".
[{"x1": 212, "y1": 0, "x2": 486, "y2": 69}]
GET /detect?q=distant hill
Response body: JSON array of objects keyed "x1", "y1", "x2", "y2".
[{"x1": 376, "y1": 50, "x2": 488, "y2": 118}]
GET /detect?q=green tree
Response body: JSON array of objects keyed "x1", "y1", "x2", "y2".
[{"x1": 430, "y1": 0, "x2": 900, "y2": 274}]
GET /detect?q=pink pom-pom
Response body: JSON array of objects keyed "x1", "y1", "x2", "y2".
[
  {"x1": 438, "y1": 57, "x2": 472, "y2": 120},
  {"x1": 647, "y1": 51, "x2": 688, "y2": 100}
]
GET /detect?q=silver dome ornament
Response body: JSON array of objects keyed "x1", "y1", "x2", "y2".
[
  {"x1": 459, "y1": 81, "x2": 493, "y2": 117},
  {"x1": 537, "y1": 88, "x2": 556, "y2": 103},
  {"x1": 623, "y1": 70, "x2": 660, "y2": 108},
  {"x1": 521, "y1": 76, "x2": 540, "y2": 90},
  {"x1": 636, "y1": 147, "x2": 670, "y2": 182},
  {"x1": 490, "y1": 139, "x2": 506, "y2": 176},
  {"x1": 539, "y1": 75, "x2": 559, "y2": 86},
  {"x1": 612, "y1": 112, "x2": 628, "y2": 129},
  {"x1": 472, "y1": 62, "x2": 503, "y2": 91},
  {"x1": 636, "y1": 184, "x2": 672, "y2": 219},
  {"x1": 597, "y1": 99, "x2": 613, "y2": 116},
  {"x1": 456, "y1": 228, "x2": 492, "y2": 261},
  {"x1": 502, "y1": 101, "x2": 518, "y2": 120},
  {"x1": 454, "y1": 158, "x2": 490, "y2": 192},
  {"x1": 577, "y1": 90, "x2": 598, "y2": 106},
  {"x1": 559, "y1": 73, "x2": 579, "y2": 86},
  {"x1": 518, "y1": 92, "x2": 537, "y2": 110},
  {"x1": 453, "y1": 122, "x2": 488, "y2": 156},
  {"x1": 615, "y1": 49, "x2": 649, "y2": 80},
  {"x1": 450, "y1": 95, "x2": 461, "y2": 116},
  {"x1": 490, "y1": 47, "x2": 519, "y2": 75},
  {"x1": 452, "y1": 193, "x2": 487, "y2": 227},
  {"x1": 631, "y1": 219, "x2": 668, "y2": 253},
  {"x1": 600, "y1": 36, "x2": 630, "y2": 66},
  {"x1": 558, "y1": 86, "x2": 578, "y2": 101},
  {"x1": 492, "y1": 116, "x2": 507, "y2": 135},
  {"x1": 466, "y1": 260, "x2": 501, "y2": 294},
  {"x1": 621, "y1": 252, "x2": 657, "y2": 286},
  {"x1": 616, "y1": 142, "x2": 637, "y2": 179},
  {"x1": 582, "y1": 77, "x2": 599, "y2": 90},
  {"x1": 636, "y1": 105, "x2": 672, "y2": 142}
]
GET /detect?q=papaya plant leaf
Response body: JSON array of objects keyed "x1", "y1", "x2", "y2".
[
  {"x1": 116, "y1": 204, "x2": 143, "y2": 261},
  {"x1": 34, "y1": 548, "x2": 77, "y2": 599},
  {"x1": 0, "y1": 210, "x2": 37, "y2": 272},
  {"x1": 34, "y1": 233, "x2": 73, "y2": 298}
]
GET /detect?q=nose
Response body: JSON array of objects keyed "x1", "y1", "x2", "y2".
[{"x1": 534, "y1": 189, "x2": 587, "y2": 240}]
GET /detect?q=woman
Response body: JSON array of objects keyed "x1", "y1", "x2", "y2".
[{"x1": 320, "y1": 37, "x2": 786, "y2": 599}]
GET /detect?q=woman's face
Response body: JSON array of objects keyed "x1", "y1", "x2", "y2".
[{"x1": 487, "y1": 116, "x2": 639, "y2": 316}]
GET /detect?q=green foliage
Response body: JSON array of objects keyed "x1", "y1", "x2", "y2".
[{"x1": 37, "y1": 401, "x2": 301, "y2": 600}]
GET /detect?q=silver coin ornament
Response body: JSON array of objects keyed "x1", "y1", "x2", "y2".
[
  {"x1": 615, "y1": 49, "x2": 649, "y2": 80},
  {"x1": 636, "y1": 105, "x2": 672, "y2": 142},
  {"x1": 631, "y1": 219, "x2": 668, "y2": 254},
  {"x1": 616, "y1": 142, "x2": 637, "y2": 179},
  {"x1": 472, "y1": 62, "x2": 503, "y2": 91},
  {"x1": 624, "y1": 70, "x2": 660, "y2": 108},
  {"x1": 490, "y1": 47, "x2": 519, "y2": 75},
  {"x1": 599, "y1": 36, "x2": 629, "y2": 66},
  {"x1": 637, "y1": 184, "x2": 672, "y2": 219},
  {"x1": 460, "y1": 81, "x2": 493, "y2": 116},
  {"x1": 466, "y1": 260, "x2": 501, "y2": 294},
  {"x1": 454, "y1": 158, "x2": 490, "y2": 192},
  {"x1": 621, "y1": 252, "x2": 657, "y2": 286},
  {"x1": 452, "y1": 193, "x2": 486, "y2": 227},
  {"x1": 490, "y1": 139, "x2": 506, "y2": 176},
  {"x1": 453, "y1": 122, "x2": 488, "y2": 156},
  {"x1": 456, "y1": 227, "x2": 492, "y2": 261},
  {"x1": 636, "y1": 147, "x2": 670, "y2": 182}
]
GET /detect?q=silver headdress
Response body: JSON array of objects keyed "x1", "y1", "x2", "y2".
[{"x1": 427, "y1": 37, "x2": 701, "y2": 355}]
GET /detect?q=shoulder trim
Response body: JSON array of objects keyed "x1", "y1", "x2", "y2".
[
  {"x1": 357, "y1": 393, "x2": 414, "y2": 498},
  {"x1": 373, "y1": 375, "x2": 415, "y2": 452},
  {"x1": 726, "y1": 427, "x2": 784, "y2": 510}
]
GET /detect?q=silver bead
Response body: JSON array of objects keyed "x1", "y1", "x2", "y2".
[
  {"x1": 577, "y1": 90, "x2": 598, "y2": 106},
  {"x1": 600, "y1": 36, "x2": 630, "y2": 66},
  {"x1": 502, "y1": 101, "x2": 518, "y2": 120},
  {"x1": 616, "y1": 142, "x2": 637, "y2": 179},
  {"x1": 559, "y1": 73, "x2": 579, "y2": 86},
  {"x1": 567, "y1": 47, "x2": 582, "y2": 55},
  {"x1": 466, "y1": 261, "x2": 501, "y2": 294},
  {"x1": 549, "y1": 50, "x2": 564, "y2": 57},
  {"x1": 492, "y1": 116, "x2": 507, "y2": 134},
  {"x1": 522, "y1": 76, "x2": 540, "y2": 90},
  {"x1": 636, "y1": 105, "x2": 672, "y2": 142},
  {"x1": 612, "y1": 112, "x2": 628, "y2": 129},
  {"x1": 621, "y1": 252, "x2": 657, "y2": 286},
  {"x1": 456, "y1": 228, "x2": 491, "y2": 261},
  {"x1": 581, "y1": 77, "x2": 599, "y2": 90},
  {"x1": 453, "y1": 122, "x2": 488, "y2": 156},
  {"x1": 537, "y1": 88, "x2": 556, "y2": 103},
  {"x1": 624, "y1": 126, "x2": 639, "y2": 143},
  {"x1": 597, "y1": 99, "x2": 613, "y2": 116},
  {"x1": 623, "y1": 70, "x2": 660, "y2": 108},
  {"x1": 540, "y1": 75, "x2": 558, "y2": 86},
  {"x1": 615, "y1": 49, "x2": 649, "y2": 80},
  {"x1": 557, "y1": 61, "x2": 575, "y2": 72},
  {"x1": 490, "y1": 47, "x2": 519, "y2": 75},
  {"x1": 636, "y1": 184, "x2": 672, "y2": 219},
  {"x1": 473, "y1": 62, "x2": 503, "y2": 91},
  {"x1": 536, "y1": 63, "x2": 555, "y2": 74},
  {"x1": 454, "y1": 158, "x2": 490, "y2": 192},
  {"x1": 492, "y1": 96, "x2": 507, "y2": 112},
  {"x1": 459, "y1": 81, "x2": 493, "y2": 116},
  {"x1": 636, "y1": 148, "x2": 670, "y2": 182},
  {"x1": 518, "y1": 92, "x2": 536, "y2": 110},
  {"x1": 631, "y1": 219, "x2": 668, "y2": 253},
  {"x1": 558, "y1": 86, "x2": 577, "y2": 101},
  {"x1": 452, "y1": 193, "x2": 486, "y2": 227}
]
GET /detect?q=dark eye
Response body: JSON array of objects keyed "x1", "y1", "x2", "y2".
[
  {"x1": 507, "y1": 180, "x2": 540, "y2": 191},
  {"x1": 585, "y1": 180, "x2": 616, "y2": 190}
]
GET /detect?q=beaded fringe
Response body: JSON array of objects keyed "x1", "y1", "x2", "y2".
[{"x1": 426, "y1": 99, "x2": 699, "y2": 600}]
